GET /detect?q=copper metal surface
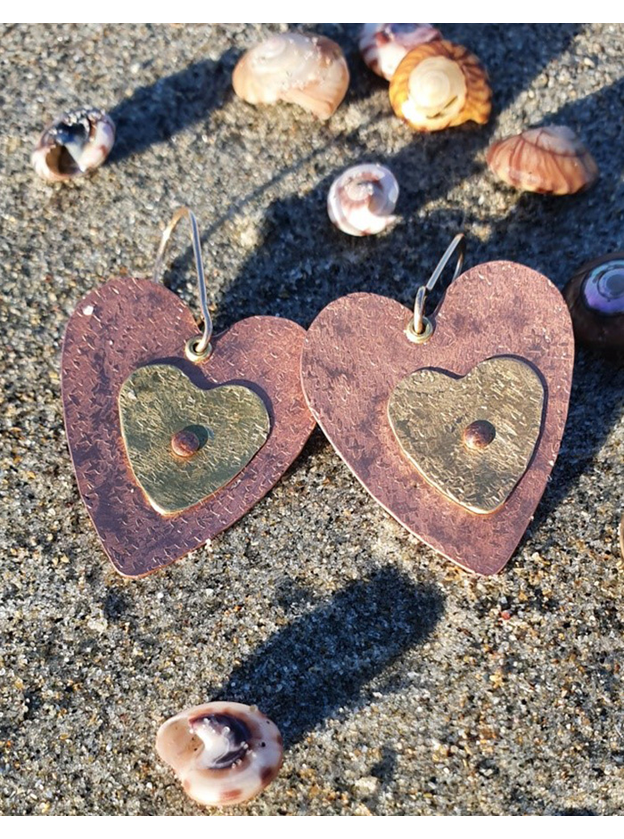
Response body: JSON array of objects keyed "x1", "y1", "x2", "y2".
[
  {"x1": 301, "y1": 261, "x2": 574, "y2": 575},
  {"x1": 62, "y1": 277, "x2": 315, "y2": 578},
  {"x1": 388, "y1": 357, "x2": 545, "y2": 515},
  {"x1": 118, "y1": 365, "x2": 270, "y2": 515}
]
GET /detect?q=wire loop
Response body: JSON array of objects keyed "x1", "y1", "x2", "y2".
[
  {"x1": 407, "y1": 233, "x2": 466, "y2": 343},
  {"x1": 153, "y1": 207, "x2": 213, "y2": 361}
]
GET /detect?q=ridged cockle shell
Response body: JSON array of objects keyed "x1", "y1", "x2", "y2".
[
  {"x1": 563, "y1": 252, "x2": 624, "y2": 356},
  {"x1": 32, "y1": 108, "x2": 115, "y2": 183},
  {"x1": 486, "y1": 126, "x2": 599, "y2": 195},
  {"x1": 156, "y1": 701, "x2": 283, "y2": 807},
  {"x1": 327, "y1": 163, "x2": 399, "y2": 236},
  {"x1": 359, "y1": 23, "x2": 442, "y2": 81},
  {"x1": 389, "y1": 40, "x2": 491, "y2": 131},
  {"x1": 232, "y1": 32, "x2": 349, "y2": 120}
]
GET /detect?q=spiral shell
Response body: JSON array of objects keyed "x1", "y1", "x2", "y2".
[
  {"x1": 358, "y1": 24, "x2": 442, "y2": 81},
  {"x1": 389, "y1": 40, "x2": 491, "y2": 131},
  {"x1": 563, "y1": 252, "x2": 624, "y2": 355},
  {"x1": 486, "y1": 126, "x2": 599, "y2": 195},
  {"x1": 32, "y1": 108, "x2": 115, "y2": 183},
  {"x1": 156, "y1": 701, "x2": 283, "y2": 807},
  {"x1": 232, "y1": 32, "x2": 349, "y2": 120},
  {"x1": 327, "y1": 163, "x2": 399, "y2": 236}
]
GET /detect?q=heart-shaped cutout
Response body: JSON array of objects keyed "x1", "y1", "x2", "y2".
[
  {"x1": 301, "y1": 261, "x2": 574, "y2": 575},
  {"x1": 62, "y1": 277, "x2": 315, "y2": 577},
  {"x1": 388, "y1": 357, "x2": 544, "y2": 514},
  {"x1": 119, "y1": 365, "x2": 270, "y2": 515}
]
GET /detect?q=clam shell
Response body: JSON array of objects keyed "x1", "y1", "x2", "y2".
[
  {"x1": 486, "y1": 126, "x2": 599, "y2": 195},
  {"x1": 563, "y1": 252, "x2": 624, "y2": 355},
  {"x1": 156, "y1": 701, "x2": 283, "y2": 808},
  {"x1": 232, "y1": 32, "x2": 349, "y2": 120},
  {"x1": 32, "y1": 108, "x2": 115, "y2": 183},
  {"x1": 328, "y1": 163, "x2": 399, "y2": 236},
  {"x1": 389, "y1": 40, "x2": 491, "y2": 131},
  {"x1": 359, "y1": 23, "x2": 442, "y2": 81}
]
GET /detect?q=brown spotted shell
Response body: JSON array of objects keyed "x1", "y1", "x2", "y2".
[
  {"x1": 389, "y1": 40, "x2": 491, "y2": 131},
  {"x1": 32, "y1": 108, "x2": 115, "y2": 183},
  {"x1": 232, "y1": 32, "x2": 349, "y2": 120},
  {"x1": 156, "y1": 701, "x2": 283, "y2": 807},
  {"x1": 563, "y1": 252, "x2": 624, "y2": 356},
  {"x1": 486, "y1": 126, "x2": 599, "y2": 195},
  {"x1": 359, "y1": 24, "x2": 442, "y2": 81}
]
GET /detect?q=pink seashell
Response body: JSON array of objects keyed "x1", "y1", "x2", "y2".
[
  {"x1": 359, "y1": 23, "x2": 442, "y2": 81},
  {"x1": 232, "y1": 32, "x2": 349, "y2": 120},
  {"x1": 486, "y1": 126, "x2": 598, "y2": 195},
  {"x1": 156, "y1": 701, "x2": 283, "y2": 808},
  {"x1": 328, "y1": 163, "x2": 399, "y2": 236},
  {"x1": 32, "y1": 107, "x2": 115, "y2": 183}
]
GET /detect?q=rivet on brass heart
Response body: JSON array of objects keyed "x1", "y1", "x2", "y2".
[
  {"x1": 119, "y1": 364, "x2": 270, "y2": 515},
  {"x1": 388, "y1": 357, "x2": 544, "y2": 514}
]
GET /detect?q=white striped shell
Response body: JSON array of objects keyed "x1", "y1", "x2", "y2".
[
  {"x1": 232, "y1": 32, "x2": 349, "y2": 120},
  {"x1": 328, "y1": 163, "x2": 399, "y2": 236},
  {"x1": 32, "y1": 108, "x2": 115, "y2": 183},
  {"x1": 156, "y1": 701, "x2": 283, "y2": 808},
  {"x1": 359, "y1": 24, "x2": 442, "y2": 81}
]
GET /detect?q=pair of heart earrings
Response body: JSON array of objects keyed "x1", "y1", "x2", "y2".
[{"x1": 61, "y1": 208, "x2": 574, "y2": 579}]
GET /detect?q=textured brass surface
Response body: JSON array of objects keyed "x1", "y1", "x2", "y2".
[
  {"x1": 388, "y1": 357, "x2": 544, "y2": 514},
  {"x1": 119, "y1": 364, "x2": 270, "y2": 515}
]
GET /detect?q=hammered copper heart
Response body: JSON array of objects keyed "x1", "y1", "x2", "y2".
[
  {"x1": 119, "y1": 365, "x2": 270, "y2": 515},
  {"x1": 301, "y1": 261, "x2": 574, "y2": 575},
  {"x1": 62, "y1": 277, "x2": 315, "y2": 577}
]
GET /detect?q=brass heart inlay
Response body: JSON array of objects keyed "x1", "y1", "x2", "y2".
[
  {"x1": 119, "y1": 365, "x2": 270, "y2": 515},
  {"x1": 388, "y1": 357, "x2": 544, "y2": 514}
]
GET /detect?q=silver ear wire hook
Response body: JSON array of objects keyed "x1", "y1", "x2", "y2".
[
  {"x1": 153, "y1": 207, "x2": 213, "y2": 362},
  {"x1": 406, "y1": 233, "x2": 466, "y2": 344}
]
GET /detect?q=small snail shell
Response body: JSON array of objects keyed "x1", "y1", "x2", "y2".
[
  {"x1": 232, "y1": 32, "x2": 349, "y2": 120},
  {"x1": 359, "y1": 24, "x2": 442, "y2": 81},
  {"x1": 156, "y1": 701, "x2": 283, "y2": 807},
  {"x1": 563, "y1": 252, "x2": 624, "y2": 355},
  {"x1": 327, "y1": 163, "x2": 399, "y2": 236},
  {"x1": 486, "y1": 126, "x2": 599, "y2": 195},
  {"x1": 389, "y1": 40, "x2": 491, "y2": 132},
  {"x1": 32, "y1": 108, "x2": 115, "y2": 183}
]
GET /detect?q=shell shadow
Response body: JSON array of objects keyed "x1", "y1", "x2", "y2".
[
  {"x1": 158, "y1": 24, "x2": 586, "y2": 325},
  {"x1": 107, "y1": 50, "x2": 238, "y2": 164},
  {"x1": 210, "y1": 566, "x2": 444, "y2": 748}
]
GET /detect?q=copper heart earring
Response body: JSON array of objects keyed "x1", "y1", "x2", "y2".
[
  {"x1": 62, "y1": 208, "x2": 315, "y2": 578},
  {"x1": 300, "y1": 235, "x2": 574, "y2": 575}
]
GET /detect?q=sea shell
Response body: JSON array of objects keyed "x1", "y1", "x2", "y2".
[
  {"x1": 156, "y1": 701, "x2": 283, "y2": 807},
  {"x1": 32, "y1": 108, "x2": 115, "y2": 183},
  {"x1": 327, "y1": 163, "x2": 399, "y2": 236},
  {"x1": 563, "y1": 252, "x2": 624, "y2": 355},
  {"x1": 359, "y1": 23, "x2": 442, "y2": 81},
  {"x1": 389, "y1": 40, "x2": 491, "y2": 131},
  {"x1": 232, "y1": 32, "x2": 349, "y2": 120},
  {"x1": 486, "y1": 126, "x2": 599, "y2": 195}
]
